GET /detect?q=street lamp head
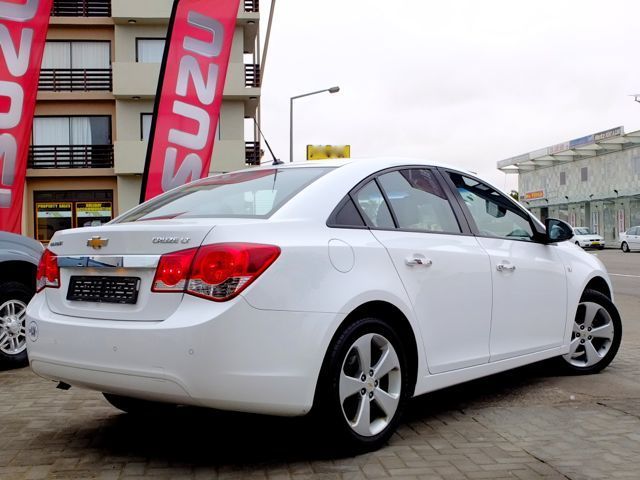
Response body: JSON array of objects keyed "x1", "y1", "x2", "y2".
[{"x1": 328, "y1": 86, "x2": 340, "y2": 94}]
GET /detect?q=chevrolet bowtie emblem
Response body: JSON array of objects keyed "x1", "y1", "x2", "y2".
[{"x1": 87, "y1": 236, "x2": 108, "y2": 250}]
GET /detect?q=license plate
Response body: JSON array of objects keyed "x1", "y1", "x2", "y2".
[
  {"x1": 591, "y1": 242, "x2": 600, "y2": 245},
  {"x1": 67, "y1": 276, "x2": 140, "y2": 304}
]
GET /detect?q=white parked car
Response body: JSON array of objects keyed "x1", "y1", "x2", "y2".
[
  {"x1": 572, "y1": 227, "x2": 605, "y2": 249},
  {"x1": 26, "y1": 158, "x2": 622, "y2": 452},
  {"x1": 620, "y1": 226, "x2": 640, "y2": 252}
]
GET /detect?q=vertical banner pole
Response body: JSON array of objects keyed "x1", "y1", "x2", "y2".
[
  {"x1": 0, "y1": 0, "x2": 54, "y2": 233},
  {"x1": 140, "y1": 0, "x2": 240, "y2": 203}
]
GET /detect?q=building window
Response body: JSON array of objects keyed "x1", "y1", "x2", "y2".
[
  {"x1": 136, "y1": 38, "x2": 166, "y2": 63},
  {"x1": 34, "y1": 190, "x2": 113, "y2": 242},
  {"x1": 560, "y1": 171, "x2": 566, "y2": 186},
  {"x1": 141, "y1": 113, "x2": 153, "y2": 141},
  {"x1": 30, "y1": 116, "x2": 112, "y2": 169},
  {"x1": 581, "y1": 167, "x2": 588, "y2": 182},
  {"x1": 42, "y1": 40, "x2": 110, "y2": 69},
  {"x1": 33, "y1": 116, "x2": 111, "y2": 146}
]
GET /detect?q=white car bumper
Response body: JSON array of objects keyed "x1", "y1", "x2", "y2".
[{"x1": 26, "y1": 293, "x2": 339, "y2": 416}]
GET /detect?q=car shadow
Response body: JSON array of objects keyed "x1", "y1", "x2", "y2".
[{"x1": 33, "y1": 360, "x2": 562, "y2": 466}]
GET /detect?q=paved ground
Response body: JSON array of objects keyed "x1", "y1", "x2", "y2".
[{"x1": 1, "y1": 249, "x2": 639, "y2": 479}]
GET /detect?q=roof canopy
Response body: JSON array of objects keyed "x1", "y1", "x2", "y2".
[{"x1": 497, "y1": 126, "x2": 640, "y2": 173}]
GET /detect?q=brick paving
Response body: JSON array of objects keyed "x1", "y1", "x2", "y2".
[{"x1": 1, "y1": 251, "x2": 639, "y2": 479}]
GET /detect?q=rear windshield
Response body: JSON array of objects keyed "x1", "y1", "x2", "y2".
[{"x1": 115, "y1": 167, "x2": 333, "y2": 222}]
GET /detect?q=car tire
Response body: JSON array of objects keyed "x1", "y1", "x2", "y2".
[
  {"x1": 621, "y1": 242, "x2": 630, "y2": 253},
  {"x1": 314, "y1": 317, "x2": 410, "y2": 453},
  {"x1": 0, "y1": 281, "x2": 34, "y2": 368},
  {"x1": 559, "y1": 289, "x2": 622, "y2": 375},
  {"x1": 103, "y1": 393, "x2": 177, "y2": 415}
]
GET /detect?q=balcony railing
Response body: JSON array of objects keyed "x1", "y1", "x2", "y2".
[
  {"x1": 39, "y1": 69, "x2": 112, "y2": 92},
  {"x1": 244, "y1": 0, "x2": 259, "y2": 12},
  {"x1": 52, "y1": 0, "x2": 111, "y2": 17},
  {"x1": 28, "y1": 145, "x2": 114, "y2": 169},
  {"x1": 244, "y1": 64, "x2": 261, "y2": 88},
  {"x1": 245, "y1": 141, "x2": 261, "y2": 166}
]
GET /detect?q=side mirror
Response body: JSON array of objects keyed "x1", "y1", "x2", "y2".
[{"x1": 545, "y1": 218, "x2": 574, "y2": 243}]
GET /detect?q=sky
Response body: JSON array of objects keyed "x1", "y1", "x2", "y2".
[{"x1": 257, "y1": 0, "x2": 640, "y2": 192}]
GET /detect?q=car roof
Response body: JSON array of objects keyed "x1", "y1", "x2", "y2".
[{"x1": 245, "y1": 157, "x2": 476, "y2": 176}]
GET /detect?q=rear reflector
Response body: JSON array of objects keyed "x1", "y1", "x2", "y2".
[{"x1": 153, "y1": 243, "x2": 280, "y2": 301}]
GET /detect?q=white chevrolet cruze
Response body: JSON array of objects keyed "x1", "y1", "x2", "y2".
[{"x1": 26, "y1": 158, "x2": 622, "y2": 451}]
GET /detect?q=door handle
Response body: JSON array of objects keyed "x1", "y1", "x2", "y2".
[
  {"x1": 496, "y1": 263, "x2": 516, "y2": 272},
  {"x1": 405, "y1": 255, "x2": 432, "y2": 267}
]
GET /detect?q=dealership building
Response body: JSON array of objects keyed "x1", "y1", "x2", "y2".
[
  {"x1": 498, "y1": 126, "x2": 640, "y2": 244},
  {"x1": 24, "y1": 0, "x2": 261, "y2": 242}
]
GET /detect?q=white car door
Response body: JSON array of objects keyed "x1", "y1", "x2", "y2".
[
  {"x1": 443, "y1": 171, "x2": 568, "y2": 361},
  {"x1": 630, "y1": 227, "x2": 640, "y2": 250},
  {"x1": 353, "y1": 169, "x2": 493, "y2": 374}
]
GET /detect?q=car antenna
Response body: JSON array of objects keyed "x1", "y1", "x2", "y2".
[{"x1": 254, "y1": 118, "x2": 284, "y2": 165}]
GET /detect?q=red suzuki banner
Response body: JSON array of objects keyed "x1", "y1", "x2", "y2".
[
  {"x1": 140, "y1": 0, "x2": 240, "y2": 202},
  {"x1": 0, "y1": 0, "x2": 53, "y2": 233}
]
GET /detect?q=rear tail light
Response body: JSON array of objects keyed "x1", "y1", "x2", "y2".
[
  {"x1": 152, "y1": 243, "x2": 280, "y2": 301},
  {"x1": 36, "y1": 249, "x2": 60, "y2": 292},
  {"x1": 152, "y1": 248, "x2": 198, "y2": 292}
]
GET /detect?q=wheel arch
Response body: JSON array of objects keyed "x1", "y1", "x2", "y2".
[
  {"x1": 314, "y1": 300, "x2": 420, "y2": 408},
  {"x1": 583, "y1": 276, "x2": 611, "y2": 300}
]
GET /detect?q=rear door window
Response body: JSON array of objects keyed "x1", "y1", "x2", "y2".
[{"x1": 377, "y1": 169, "x2": 461, "y2": 233}]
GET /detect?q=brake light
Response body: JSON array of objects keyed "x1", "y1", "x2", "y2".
[
  {"x1": 152, "y1": 243, "x2": 280, "y2": 301},
  {"x1": 36, "y1": 249, "x2": 60, "y2": 292},
  {"x1": 152, "y1": 248, "x2": 198, "y2": 292}
]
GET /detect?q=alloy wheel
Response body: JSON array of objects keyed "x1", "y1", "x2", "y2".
[
  {"x1": 564, "y1": 301, "x2": 615, "y2": 368},
  {"x1": 339, "y1": 333, "x2": 402, "y2": 437},
  {"x1": 0, "y1": 299, "x2": 27, "y2": 356}
]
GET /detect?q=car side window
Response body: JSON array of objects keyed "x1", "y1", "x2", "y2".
[
  {"x1": 331, "y1": 197, "x2": 366, "y2": 227},
  {"x1": 354, "y1": 180, "x2": 395, "y2": 229},
  {"x1": 447, "y1": 172, "x2": 534, "y2": 241},
  {"x1": 377, "y1": 169, "x2": 461, "y2": 233}
]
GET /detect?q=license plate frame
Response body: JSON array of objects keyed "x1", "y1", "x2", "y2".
[{"x1": 67, "y1": 276, "x2": 141, "y2": 305}]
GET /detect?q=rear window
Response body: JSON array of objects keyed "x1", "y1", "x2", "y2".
[{"x1": 115, "y1": 167, "x2": 333, "y2": 222}]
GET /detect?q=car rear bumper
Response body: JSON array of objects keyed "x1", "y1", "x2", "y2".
[{"x1": 26, "y1": 293, "x2": 339, "y2": 416}]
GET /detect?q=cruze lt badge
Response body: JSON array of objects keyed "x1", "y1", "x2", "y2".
[
  {"x1": 152, "y1": 237, "x2": 191, "y2": 244},
  {"x1": 87, "y1": 236, "x2": 108, "y2": 250}
]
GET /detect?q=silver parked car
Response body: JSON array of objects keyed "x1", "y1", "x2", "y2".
[
  {"x1": 620, "y1": 226, "x2": 640, "y2": 252},
  {"x1": 0, "y1": 232, "x2": 43, "y2": 367}
]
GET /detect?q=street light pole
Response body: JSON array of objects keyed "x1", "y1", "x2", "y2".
[{"x1": 289, "y1": 86, "x2": 340, "y2": 162}]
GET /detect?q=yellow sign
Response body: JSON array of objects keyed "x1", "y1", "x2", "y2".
[
  {"x1": 306, "y1": 145, "x2": 351, "y2": 160},
  {"x1": 523, "y1": 190, "x2": 545, "y2": 201}
]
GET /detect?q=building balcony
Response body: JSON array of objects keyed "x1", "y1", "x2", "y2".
[
  {"x1": 245, "y1": 141, "x2": 261, "y2": 166},
  {"x1": 113, "y1": 62, "x2": 259, "y2": 115},
  {"x1": 51, "y1": 0, "x2": 111, "y2": 17},
  {"x1": 39, "y1": 68, "x2": 112, "y2": 92},
  {"x1": 112, "y1": 0, "x2": 258, "y2": 24},
  {"x1": 28, "y1": 145, "x2": 114, "y2": 169},
  {"x1": 244, "y1": 64, "x2": 261, "y2": 88},
  {"x1": 112, "y1": 63, "x2": 160, "y2": 98}
]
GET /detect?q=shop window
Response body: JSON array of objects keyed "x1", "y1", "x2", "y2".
[
  {"x1": 560, "y1": 171, "x2": 566, "y2": 186},
  {"x1": 136, "y1": 38, "x2": 166, "y2": 63},
  {"x1": 34, "y1": 190, "x2": 113, "y2": 242},
  {"x1": 581, "y1": 167, "x2": 588, "y2": 182}
]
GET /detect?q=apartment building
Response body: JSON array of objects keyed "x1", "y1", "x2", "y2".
[{"x1": 26, "y1": 0, "x2": 261, "y2": 242}]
